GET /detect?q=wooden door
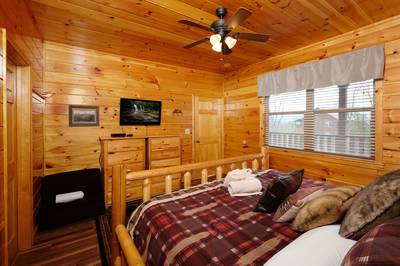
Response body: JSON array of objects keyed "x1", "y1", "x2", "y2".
[
  {"x1": 193, "y1": 96, "x2": 223, "y2": 162},
  {"x1": 6, "y1": 59, "x2": 17, "y2": 261}
]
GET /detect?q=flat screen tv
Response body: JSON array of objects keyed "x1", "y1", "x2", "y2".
[{"x1": 120, "y1": 98, "x2": 162, "y2": 125}]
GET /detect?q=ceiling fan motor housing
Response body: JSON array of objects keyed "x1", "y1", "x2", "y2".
[
  {"x1": 212, "y1": 7, "x2": 230, "y2": 38},
  {"x1": 211, "y1": 19, "x2": 228, "y2": 36}
]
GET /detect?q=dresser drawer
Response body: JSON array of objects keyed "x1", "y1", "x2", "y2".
[
  {"x1": 107, "y1": 139, "x2": 144, "y2": 153},
  {"x1": 105, "y1": 162, "x2": 144, "y2": 179},
  {"x1": 106, "y1": 176, "x2": 141, "y2": 188},
  {"x1": 151, "y1": 148, "x2": 180, "y2": 161},
  {"x1": 106, "y1": 182, "x2": 142, "y2": 203},
  {"x1": 126, "y1": 162, "x2": 145, "y2": 173},
  {"x1": 150, "y1": 157, "x2": 181, "y2": 169},
  {"x1": 108, "y1": 150, "x2": 144, "y2": 165},
  {"x1": 150, "y1": 137, "x2": 180, "y2": 151}
]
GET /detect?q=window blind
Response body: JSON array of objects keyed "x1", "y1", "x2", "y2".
[
  {"x1": 266, "y1": 90, "x2": 306, "y2": 149},
  {"x1": 265, "y1": 79, "x2": 375, "y2": 158}
]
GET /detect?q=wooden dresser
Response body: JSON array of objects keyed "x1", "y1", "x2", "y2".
[{"x1": 100, "y1": 136, "x2": 181, "y2": 204}]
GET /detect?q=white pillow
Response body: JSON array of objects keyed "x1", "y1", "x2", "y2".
[{"x1": 264, "y1": 225, "x2": 356, "y2": 266}]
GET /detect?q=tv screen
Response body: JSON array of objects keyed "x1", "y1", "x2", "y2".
[{"x1": 120, "y1": 98, "x2": 162, "y2": 125}]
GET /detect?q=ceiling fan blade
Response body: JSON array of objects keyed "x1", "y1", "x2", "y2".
[
  {"x1": 221, "y1": 40, "x2": 232, "y2": 55},
  {"x1": 183, "y1": 37, "x2": 210, "y2": 48},
  {"x1": 224, "y1": 7, "x2": 252, "y2": 30},
  {"x1": 232, "y1": 32, "x2": 269, "y2": 42},
  {"x1": 178, "y1": 19, "x2": 212, "y2": 32}
]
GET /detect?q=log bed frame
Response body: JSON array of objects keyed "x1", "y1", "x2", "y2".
[{"x1": 110, "y1": 146, "x2": 269, "y2": 266}]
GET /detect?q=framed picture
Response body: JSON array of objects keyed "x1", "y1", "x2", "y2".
[{"x1": 69, "y1": 105, "x2": 99, "y2": 127}]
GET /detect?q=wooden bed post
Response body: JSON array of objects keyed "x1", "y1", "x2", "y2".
[
  {"x1": 201, "y1": 169, "x2": 208, "y2": 184},
  {"x1": 111, "y1": 164, "x2": 126, "y2": 265},
  {"x1": 216, "y1": 166, "x2": 223, "y2": 181},
  {"x1": 183, "y1": 171, "x2": 191, "y2": 188},
  {"x1": 261, "y1": 146, "x2": 269, "y2": 169},
  {"x1": 252, "y1": 159, "x2": 259, "y2": 171}
]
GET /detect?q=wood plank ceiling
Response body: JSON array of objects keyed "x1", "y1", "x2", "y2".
[{"x1": 27, "y1": 0, "x2": 400, "y2": 73}]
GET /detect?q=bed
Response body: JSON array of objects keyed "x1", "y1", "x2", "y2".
[
  {"x1": 127, "y1": 170, "x2": 327, "y2": 266},
  {"x1": 109, "y1": 147, "x2": 323, "y2": 266}
]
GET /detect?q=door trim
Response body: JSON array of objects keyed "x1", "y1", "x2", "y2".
[
  {"x1": 7, "y1": 40, "x2": 34, "y2": 251},
  {"x1": 16, "y1": 66, "x2": 33, "y2": 250}
]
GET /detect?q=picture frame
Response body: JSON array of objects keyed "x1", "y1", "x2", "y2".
[{"x1": 69, "y1": 105, "x2": 99, "y2": 127}]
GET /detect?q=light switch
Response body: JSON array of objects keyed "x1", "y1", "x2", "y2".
[{"x1": 185, "y1": 128, "x2": 191, "y2": 135}]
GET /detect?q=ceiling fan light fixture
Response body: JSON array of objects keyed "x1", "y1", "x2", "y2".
[
  {"x1": 209, "y1": 34, "x2": 221, "y2": 46},
  {"x1": 225, "y1": 36, "x2": 237, "y2": 49},
  {"x1": 211, "y1": 43, "x2": 222, "y2": 52}
]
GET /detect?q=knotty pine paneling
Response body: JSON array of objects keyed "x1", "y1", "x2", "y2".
[
  {"x1": 29, "y1": 0, "x2": 400, "y2": 72},
  {"x1": 224, "y1": 15, "x2": 400, "y2": 185},
  {"x1": 44, "y1": 41, "x2": 223, "y2": 175},
  {"x1": 0, "y1": 0, "x2": 43, "y2": 92}
]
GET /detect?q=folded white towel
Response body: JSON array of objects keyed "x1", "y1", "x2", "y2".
[
  {"x1": 223, "y1": 168, "x2": 256, "y2": 187},
  {"x1": 55, "y1": 191, "x2": 84, "y2": 204},
  {"x1": 228, "y1": 178, "x2": 262, "y2": 197}
]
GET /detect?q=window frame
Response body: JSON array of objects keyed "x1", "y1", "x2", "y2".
[{"x1": 263, "y1": 80, "x2": 380, "y2": 160}]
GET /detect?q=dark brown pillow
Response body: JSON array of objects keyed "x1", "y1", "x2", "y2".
[
  {"x1": 340, "y1": 170, "x2": 400, "y2": 240},
  {"x1": 341, "y1": 216, "x2": 400, "y2": 266},
  {"x1": 254, "y1": 169, "x2": 304, "y2": 213},
  {"x1": 292, "y1": 186, "x2": 361, "y2": 232}
]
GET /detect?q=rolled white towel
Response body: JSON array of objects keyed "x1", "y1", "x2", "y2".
[
  {"x1": 228, "y1": 178, "x2": 262, "y2": 197},
  {"x1": 223, "y1": 169, "x2": 256, "y2": 187},
  {"x1": 55, "y1": 191, "x2": 84, "y2": 204}
]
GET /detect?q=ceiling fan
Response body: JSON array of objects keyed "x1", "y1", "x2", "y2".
[{"x1": 179, "y1": 7, "x2": 269, "y2": 55}]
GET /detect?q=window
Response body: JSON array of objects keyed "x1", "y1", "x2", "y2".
[
  {"x1": 265, "y1": 80, "x2": 375, "y2": 158},
  {"x1": 267, "y1": 90, "x2": 306, "y2": 149}
]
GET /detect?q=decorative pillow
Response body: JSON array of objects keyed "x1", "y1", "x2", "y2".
[
  {"x1": 264, "y1": 225, "x2": 356, "y2": 266},
  {"x1": 341, "y1": 217, "x2": 400, "y2": 266},
  {"x1": 273, "y1": 187, "x2": 327, "y2": 222},
  {"x1": 339, "y1": 170, "x2": 400, "y2": 240},
  {"x1": 254, "y1": 169, "x2": 304, "y2": 213},
  {"x1": 292, "y1": 186, "x2": 361, "y2": 231}
]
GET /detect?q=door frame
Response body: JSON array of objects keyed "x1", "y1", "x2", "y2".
[
  {"x1": 192, "y1": 95, "x2": 224, "y2": 163},
  {"x1": 7, "y1": 41, "x2": 33, "y2": 251},
  {"x1": 1, "y1": 27, "x2": 8, "y2": 266}
]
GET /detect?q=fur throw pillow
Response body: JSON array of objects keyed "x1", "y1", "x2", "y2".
[
  {"x1": 339, "y1": 170, "x2": 400, "y2": 240},
  {"x1": 254, "y1": 169, "x2": 304, "y2": 213},
  {"x1": 292, "y1": 186, "x2": 362, "y2": 232}
]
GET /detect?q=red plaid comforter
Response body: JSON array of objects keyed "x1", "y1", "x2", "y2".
[{"x1": 127, "y1": 170, "x2": 326, "y2": 266}]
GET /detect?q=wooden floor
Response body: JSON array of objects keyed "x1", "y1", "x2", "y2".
[{"x1": 14, "y1": 219, "x2": 102, "y2": 266}]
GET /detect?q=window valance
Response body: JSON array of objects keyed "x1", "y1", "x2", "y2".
[{"x1": 257, "y1": 45, "x2": 384, "y2": 97}]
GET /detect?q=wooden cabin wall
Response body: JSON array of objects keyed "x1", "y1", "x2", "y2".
[
  {"x1": 0, "y1": 0, "x2": 45, "y2": 255},
  {"x1": 0, "y1": 0, "x2": 44, "y2": 92},
  {"x1": 43, "y1": 41, "x2": 223, "y2": 175},
  {"x1": 224, "y1": 15, "x2": 400, "y2": 185}
]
